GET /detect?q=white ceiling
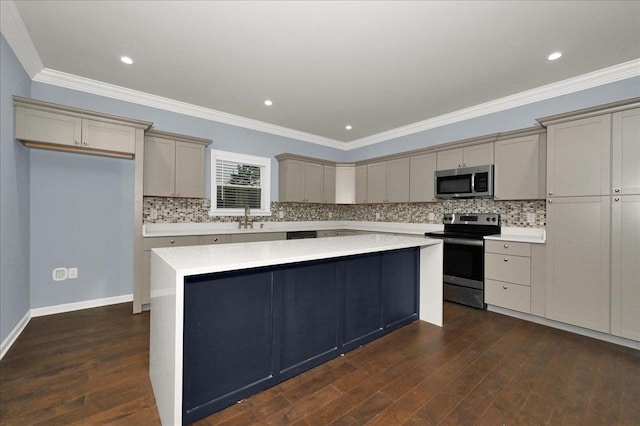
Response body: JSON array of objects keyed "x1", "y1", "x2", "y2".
[{"x1": 8, "y1": 1, "x2": 640, "y2": 145}]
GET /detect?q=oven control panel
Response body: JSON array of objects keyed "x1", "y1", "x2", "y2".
[{"x1": 443, "y1": 213, "x2": 500, "y2": 225}]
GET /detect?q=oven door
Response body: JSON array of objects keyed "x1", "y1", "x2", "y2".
[{"x1": 442, "y1": 237, "x2": 485, "y2": 308}]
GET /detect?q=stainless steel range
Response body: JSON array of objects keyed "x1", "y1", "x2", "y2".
[{"x1": 425, "y1": 213, "x2": 501, "y2": 309}]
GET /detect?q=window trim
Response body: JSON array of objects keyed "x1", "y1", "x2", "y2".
[{"x1": 209, "y1": 150, "x2": 271, "y2": 217}]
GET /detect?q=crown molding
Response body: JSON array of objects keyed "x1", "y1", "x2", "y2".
[
  {"x1": 0, "y1": 0, "x2": 43, "y2": 78},
  {"x1": 33, "y1": 68, "x2": 347, "y2": 150},
  {"x1": 345, "y1": 59, "x2": 640, "y2": 150}
]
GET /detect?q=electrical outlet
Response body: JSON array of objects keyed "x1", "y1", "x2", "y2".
[
  {"x1": 150, "y1": 209, "x2": 158, "y2": 220},
  {"x1": 68, "y1": 268, "x2": 78, "y2": 279},
  {"x1": 278, "y1": 211, "x2": 284, "y2": 219},
  {"x1": 52, "y1": 267, "x2": 68, "y2": 281},
  {"x1": 375, "y1": 212, "x2": 381, "y2": 220},
  {"x1": 328, "y1": 212, "x2": 333, "y2": 219},
  {"x1": 527, "y1": 213, "x2": 536, "y2": 224}
]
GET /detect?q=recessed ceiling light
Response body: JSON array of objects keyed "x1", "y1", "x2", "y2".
[
  {"x1": 345, "y1": 125, "x2": 353, "y2": 130},
  {"x1": 264, "y1": 100, "x2": 273, "y2": 106},
  {"x1": 120, "y1": 56, "x2": 133, "y2": 65},
  {"x1": 547, "y1": 52, "x2": 562, "y2": 61}
]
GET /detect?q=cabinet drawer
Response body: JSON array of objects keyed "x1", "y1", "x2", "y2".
[
  {"x1": 485, "y1": 279, "x2": 531, "y2": 313},
  {"x1": 485, "y1": 253, "x2": 531, "y2": 285},
  {"x1": 485, "y1": 240, "x2": 531, "y2": 257},
  {"x1": 143, "y1": 235, "x2": 199, "y2": 250},
  {"x1": 200, "y1": 234, "x2": 229, "y2": 245}
]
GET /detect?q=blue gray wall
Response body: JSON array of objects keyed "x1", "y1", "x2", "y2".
[
  {"x1": 345, "y1": 77, "x2": 640, "y2": 161},
  {"x1": 1, "y1": 35, "x2": 31, "y2": 345}
]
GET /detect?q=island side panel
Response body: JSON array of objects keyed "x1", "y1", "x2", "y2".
[
  {"x1": 150, "y1": 251, "x2": 184, "y2": 426},
  {"x1": 420, "y1": 241, "x2": 443, "y2": 327}
]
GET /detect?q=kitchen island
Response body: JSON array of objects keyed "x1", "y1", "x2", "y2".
[{"x1": 150, "y1": 234, "x2": 442, "y2": 425}]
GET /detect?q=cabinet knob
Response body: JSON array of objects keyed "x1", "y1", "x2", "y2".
[
  {"x1": 463, "y1": 163, "x2": 467, "y2": 167},
  {"x1": 74, "y1": 140, "x2": 81, "y2": 145},
  {"x1": 614, "y1": 188, "x2": 621, "y2": 193},
  {"x1": 175, "y1": 193, "x2": 180, "y2": 196},
  {"x1": 548, "y1": 199, "x2": 553, "y2": 204},
  {"x1": 83, "y1": 141, "x2": 88, "y2": 146},
  {"x1": 503, "y1": 285, "x2": 508, "y2": 290},
  {"x1": 213, "y1": 238, "x2": 218, "y2": 242},
  {"x1": 494, "y1": 195, "x2": 499, "y2": 200},
  {"x1": 458, "y1": 164, "x2": 462, "y2": 168},
  {"x1": 170, "y1": 240, "x2": 175, "y2": 244},
  {"x1": 548, "y1": 191, "x2": 553, "y2": 195},
  {"x1": 503, "y1": 244, "x2": 509, "y2": 248},
  {"x1": 504, "y1": 257, "x2": 509, "y2": 262},
  {"x1": 614, "y1": 197, "x2": 620, "y2": 202}
]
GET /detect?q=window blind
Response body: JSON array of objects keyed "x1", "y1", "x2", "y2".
[{"x1": 216, "y1": 159, "x2": 262, "y2": 209}]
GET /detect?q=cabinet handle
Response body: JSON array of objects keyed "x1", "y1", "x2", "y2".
[
  {"x1": 614, "y1": 188, "x2": 621, "y2": 193},
  {"x1": 74, "y1": 140, "x2": 81, "y2": 145},
  {"x1": 504, "y1": 257, "x2": 509, "y2": 262},
  {"x1": 503, "y1": 285, "x2": 508, "y2": 290},
  {"x1": 503, "y1": 244, "x2": 509, "y2": 248},
  {"x1": 614, "y1": 197, "x2": 620, "y2": 202},
  {"x1": 170, "y1": 240, "x2": 175, "y2": 244}
]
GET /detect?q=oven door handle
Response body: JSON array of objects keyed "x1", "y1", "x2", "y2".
[{"x1": 443, "y1": 237, "x2": 484, "y2": 247}]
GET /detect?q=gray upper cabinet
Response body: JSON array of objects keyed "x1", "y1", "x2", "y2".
[
  {"x1": 277, "y1": 155, "x2": 327, "y2": 203},
  {"x1": 144, "y1": 130, "x2": 210, "y2": 198},
  {"x1": 323, "y1": 165, "x2": 336, "y2": 203},
  {"x1": 611, "y1": 108, "x2": 640, "y2": 195},
  {"x1": 409, "y1": 153, "x2": 437, "y2": 202},
  {"x1": 436, "y1": 143, "x2": 494, "y2": 170},
  {"x1": 355, "y1": 164, "x2": 368, "y2": 203},
  {"x1": 494, "y1": 134, "x2": 546, "y2": 200},
  {"x1": 366, "y1": 158, "x2": 410, "y2": 203},
  {"x1": 14, "y1": 98, "x2": 150, "y2": 157},
  {"x1": 546, "y1": 114, "x2": 611, "y2": 197}
]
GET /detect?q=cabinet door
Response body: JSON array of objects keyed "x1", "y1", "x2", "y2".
[
  {"x1": 144, "y1": 136, "x2": 176, "y2": 196},
  {"x1": 547, "y1": 115, "x2": 611, "y2": 197},
  {"x1": 278, "y1": 261, "x2": 340, "y2": 378},
  {"x1": 611, "y1": 195, "x2": 640, "y2": 341},
  {"x1": 279, "y1": 159, "x2": 304, "y2": 202},
  {"x1": 494, "y1": 135, "x2": 541, "y2": 200},
  {"x1": 410, "y1": 153, "x2": 437, "y2": 202},
  {"x1": 229, "y1": 232, "x2": 286, "y2": 243},
  {"x1": 436, "y1": 148, "x2": 464, "y2": 170},
  {"x1": 382, "y1": 248, "x2": 418, "y2": 331},
  {"x1": 463, "y1": 143, "x2": 494, "y2": 167},
  {"x1": 304, "y1": 162, "x2": 324, "y2": 203},
  {"x1": 15, "y1": 106, "x2": 82, "y2": 147},
  {"x1": 323, "y1": 165, "x2": 336, "y2": 203},
  {"x1": 387, "y1": 157, "x2": 410, "y2": 202},
  {"x1": 367, "y1": 161, "x2": 388, "y2": 203},
  {"x1": 355, "y1": 165, "x2": 368, "y2": 203},
  {"x1": 612, "y1": 108, "x2": 640, "y2": 195},
  {"x1": 175, "y1": 141, "x2": 205, "y2": 198},
  {"x1": 82, "y1": 119, "x2": 136, "y2": 154},
  {"x1": 546, "y1": 196, "x2": 610, "y2": 333},
  {"x1": 339, "y1": 254, "x2": 383, "y2": 352},
  {"x1": 335, "y1": 166, "x2": 355, "y2": 204}
]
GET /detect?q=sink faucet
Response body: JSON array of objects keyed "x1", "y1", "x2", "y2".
[{"x1": 238, "y1": 205, "x2": 253, "y2": 229}]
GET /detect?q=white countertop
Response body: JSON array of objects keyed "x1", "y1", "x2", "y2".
[
  {"x1": 143, "y1": 220, "x2": 444, "y2": 237},
  {"x1": 153, "y1": 234, "x2": 440, "y2": 276},
  {"x1": 484, "y1": 227, "x2": 546, "y2": 244}
]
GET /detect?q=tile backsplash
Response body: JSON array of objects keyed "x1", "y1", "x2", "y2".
[{"x1": 144, "y1": 197, "x2": 546, "y2": 228}]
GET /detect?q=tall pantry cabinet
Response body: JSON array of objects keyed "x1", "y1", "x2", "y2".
[{"x1": 541, "y1": 100, "x2": 640, "y2": 339}]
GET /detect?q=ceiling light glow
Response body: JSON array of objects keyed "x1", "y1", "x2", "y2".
[
  {"x1": 120, "y1": 56, "x2": 133, "y2": 65},
  {"x1": 345, "y1": 125, "x2": 352, "y2": 130},
  {"x1": 264, "y1": 100, "x2": 273, "y2": 106},
  {"x1": 547, "y1": 52, "x2": 562, "y2": 61}
]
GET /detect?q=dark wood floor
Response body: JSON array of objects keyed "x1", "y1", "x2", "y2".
[{"x1": 1, "y1": 302, "x2": 638, "y2": 425}]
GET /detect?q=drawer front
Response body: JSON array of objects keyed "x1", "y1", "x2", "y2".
[
  {"x1": 143, "y1": 235, "x2": 199, "y2": 250},
  {"x1": 485, "y1": 279, "x2": 531, "y2": 313},
  {"x1": 200, "y1": 234, "x2": 229, "y2": 245},
  {"x1": 485, "y1": 253, "x2": 531, "y2": 285},
  {"x1": 485, "y1": 240, "x2": 531, "y2": 257}
]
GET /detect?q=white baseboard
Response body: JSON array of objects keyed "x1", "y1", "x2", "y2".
[
  {"x1": 30, "y1": 294, "x2": 133, "y2": 317},
  {"x1": 0, "y1": 310, "x2": 31, "y2": 360},
  {"x1": 487, "y1": 305, "x2": 640, "y2": 350},
  {"x1": 1, "y1": 294, "x2": 134, "y2": 360}
]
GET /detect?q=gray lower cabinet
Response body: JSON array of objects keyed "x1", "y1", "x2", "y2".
[
  {"x1": 317, "y1": 230, "x2": 337, "y2": 238},
  {"x1": 144, "y1": 130, "x2": 210, "y2": 198},
  {"x1": 409, "y1": 153, "x2": 437, "y2": 202},
  {"x1": 228, "y1": 232, "x2": 286, "y2": 243},
  {"x1": 494, "y1": 134, "x2": 546, "y2": 200},
  {"x1": 610, "y1": 195, "x2": 640, "y2": 341},
  {"x1": 546, "y1": 196, "x2": 611, "y2": 333},
  {"x1": 181, "y1": 248, "x2": 419, "y2": 424},
  {"x1": 485, "y1": 240, "x2": 533, "y2": 314}
]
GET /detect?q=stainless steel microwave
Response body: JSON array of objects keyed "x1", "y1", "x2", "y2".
[{"x1": 434, "y1": 165, "x2": 494, "y2": 199}]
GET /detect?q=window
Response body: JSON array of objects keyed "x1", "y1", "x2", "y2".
[{"x1": 210, "y1": 150, "x2": 271, "y2": 216}]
